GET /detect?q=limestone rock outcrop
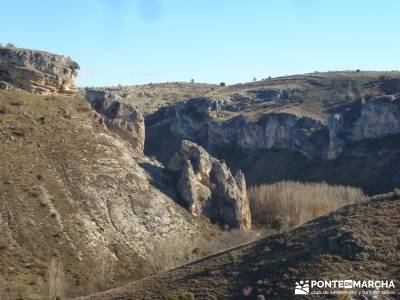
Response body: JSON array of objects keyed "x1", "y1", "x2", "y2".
[
  {"x1": 146, "y1": 97, "x2": 329, "y2": 160},
  {"x1": 0, "y1": 45, "x2": 79, "y2": 94},
  {"x1": 168, "y1": 140, "x2": 251, "y2": 230},
  {"x1": 85, "y1": 88, "x2": 145, "y2": 151},
  {"x1": 327, "y1": 95, "x2": 400, "y2": 159},
  {"x1": 147, "y1": 93, "x2": 400, "y2": 162},
  {"x1": 208, "y1": 112, "x2": 327, "y2": 159}
]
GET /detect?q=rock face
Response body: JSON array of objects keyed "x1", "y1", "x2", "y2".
[
  {"x1": 208, "y1": 112, "x2": 327, "y2": 159},
  {"x1": 327, "y1": 95, "x2": 400, "y2": 159},
  {"x1": 146, "y1": 97, "x2": 329, "y2": 161},
  {"x1": 0, "y1": 46, "x2": 79, "y2": 94},
  {"x1": 379, "y1": 78, "x2": 400, "y2": 95},
  {"x1": 85, "y1": 88, "x2": 145, "y2": 151},
  {"x1": 147, "y1": 94, "x2": 400, "y2": 162},
  {"x1": 168, "y1": 140, "x2": 251, "y2": 230}
]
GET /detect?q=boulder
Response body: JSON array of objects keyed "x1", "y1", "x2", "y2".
[{"x1": 0, "y1": 81, "x2": 13, "y2": 91}]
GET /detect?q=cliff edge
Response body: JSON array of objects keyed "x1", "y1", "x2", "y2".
[{"x1": 0, "y1": 45, "x2": 79, "y2": 94}]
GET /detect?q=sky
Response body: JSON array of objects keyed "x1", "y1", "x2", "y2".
[{"x1": 1, "y1": 0, "x2": 400, "y2": 87}]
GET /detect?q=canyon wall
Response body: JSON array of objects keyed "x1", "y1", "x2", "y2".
[
  {"x1": 145, "y1": 93, "x2": 400, "y2": 162},
  {"x1": 328, "y1": 95, "x2": 400, "y2": 159},
  {"x1": 146, "y1": 98, "x2": 329, "y2": 162}
]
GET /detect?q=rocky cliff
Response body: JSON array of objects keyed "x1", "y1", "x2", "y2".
[
  {"x1": 145, "y1": 97, "x2": 329, "y2": 163},
  {"x1": 0, "y1": 46, "x2": 79, "y2": 94},
  {"x1": 327, "y1": 94, "x2": 400, "y2": 159},
  {"x1": 168, "y1": 140, "x2": 251, "y2": 230},
  {"x1": 83, "y1": 92, "x2": 256, "y2": 230},
  {"x1": 147, "y1": 92, "x2": 400, "y2": 163},
  {"x1": 85, "y1": 88, "x2": 145, "y2": 151}
]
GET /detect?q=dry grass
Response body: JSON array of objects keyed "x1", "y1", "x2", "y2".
[{"x1": 248, "y1": 181, "x2": 365, "y2": 229}]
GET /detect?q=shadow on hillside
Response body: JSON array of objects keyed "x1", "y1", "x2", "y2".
[{"x1": 139, "y1": 162, "x2": 183, "y2": 205}]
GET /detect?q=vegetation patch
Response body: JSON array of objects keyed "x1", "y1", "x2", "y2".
[{"x1": 248, "y1": 181, "x2": 365, "y2": 229}]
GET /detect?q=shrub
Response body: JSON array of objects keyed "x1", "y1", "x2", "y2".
[
  {"x1": 393, "y1": 187, "x2": 400, "y2": 198},
  {"x1": 228, "y1": 251, "x2": 240, "y2": 263},
  {"x1": 168, "y1": 291, "x2": 195, "y2": 300},
  {"x1": 70, "y1": 61, "x2": 80, "y2": 70},
  {"x1": 6, "y1": 43, "x2": 16, "y2": 48},
  {"x1": 271, "y1": 217, "x2": 288, "y2": 233},
  {"x1": 76, "y1": 102, "x2": 92, "y2": 112},
  {"x1": 219, "y1": 82, "x2": 226, "y2": 86},
  {"x1": 200, "y1": 229, "x2": 260, "y2": 256},
  {"x1": 0, "y1": 238, "x2": 7, "y2": 250},
  {"x1": 248, "y1": 181, "x2": 364, "y2": 229}
]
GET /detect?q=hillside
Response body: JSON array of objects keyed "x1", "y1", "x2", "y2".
[
  {"x1": 77, "y1": 194, "x2": 400, "y2": 300},
  {"x1": 0, "y1": 90, "x2": 224, "y2": 299},
  {"x1": 84, "y1": 82, "x2": 217, "y2": 116},
  {"x1": 87, "y1": 71, "x2": 400, "y2": 119}
]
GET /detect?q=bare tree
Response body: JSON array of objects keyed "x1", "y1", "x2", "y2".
[
  {"x1": 86, "y1": 251, "x2": 115, "y2": 293},
  {"x1": 149, "y1": 235, "x2": 203, "y2": 272},
  {"x1": 47, "y1": 258, "x2": 64, "y2": 300}
]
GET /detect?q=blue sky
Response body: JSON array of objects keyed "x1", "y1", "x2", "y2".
[{"x1": 1, "y1": 0, "x2": 400, "y2": 87}]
